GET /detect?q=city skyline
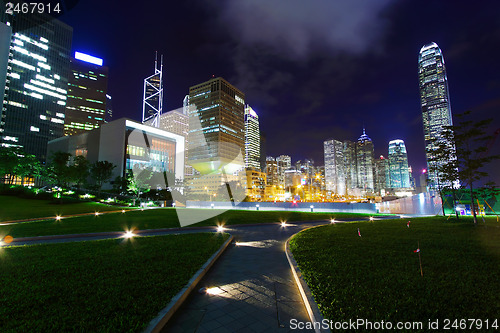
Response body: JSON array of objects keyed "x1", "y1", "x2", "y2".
[{"x1": 54, "y1": 1, "x2": 500, "y2": 185}]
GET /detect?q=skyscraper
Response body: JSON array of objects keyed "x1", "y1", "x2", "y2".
[
  {"x1": 185, "y1": 77, "x2": 246, "y2": 196},
  {"x1": 142, "y1": 54, "x2": 163, "y2": 127},
  {"x1": 265, "y1": 156, "x2": 279, "y2": 185},
  {"x1": 343, "y1": 140, "x2": 357, "y2": 194},
  {"x1": 388, "y1": 139, "x2": 410, "y2": 189},
  {"x1": 64, "y1": 52, "x2": 108, "y2": 136},
  {"x1": 145, "y1": 106, "x2": 192, "y2": 176},
  {"x1": 356, "y1": 129, "x2": 375, "y2": 193},
  {"x1": 187, "y1": 77, "x2": 245, "y2": 174},
  {"x1": 0, "y1": 14, "x2": 72, "y2": 160},
  {"x1": 323, "y1": 139, "x2": 345, "y2": 195},
  {"x1": 418, "y1": 42, "x2": 454, "y2": 188},
  {"x1": 374, "y1": 155, "x2": 389, "y2": 195},
  {"x1": 276, "y1": 154, "x2": 291, "y2": 186},
  {"x1": 244, "y1": 105, "x2": 260, "y2": 169}
]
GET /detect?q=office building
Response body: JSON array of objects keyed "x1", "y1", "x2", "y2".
[
  {"x1": 64, "y1": 52, "x2": 108, "y2": 136},
  {"x1": 374, "y1": 155, "x2": 389, "y2": 196},
  {"x1": 343, "y1": 140, "x2": 357, "y2": 194},
  {"x1": 388, "y1": 139, "x2": 411, "y2": 189},
  {"x1": 265, "y1": 156, "x2": 279, "y2": 185},
  {"x1": 356, "y1": 129, "x2": 375, "y2": 193},
  {"x1": 242, "y1": 168, "x2": 266, "y2": 201},
  {"x1": 244, "y1": 105, "x2": 260, "y2": 169},
  {"x1": 187, "y1": 77, "x2": 245, "y2": 174},
  {"x1": 324, "y1": 139, "x2": 346, "y2": 195},
  {"x1": 145, "y1": 106, "x2": 192, "y2": 176},
  {"x1": 276, "y1": 154, "x2": 291, "y2": 186},
  {"x1": 0, "y1": 14, "x2": 72, "y2": 160},
  {"x1": 47, "y1": 118, "x2": 185, "y2": 187},
  {"x1": 418, "y1": 42, "x2": 454, "y2": 188}
]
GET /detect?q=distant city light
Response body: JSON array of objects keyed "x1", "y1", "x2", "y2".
[
  {"x1": 75, "y1": 52, "x2": 103, "y2": 66},
  {"x1": 95, "y1": 212, "x2": 99, "y2": 216}
]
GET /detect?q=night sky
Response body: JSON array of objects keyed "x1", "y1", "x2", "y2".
[{"x1": 59, "y1": 0, "x2": 500, "y2": 185}]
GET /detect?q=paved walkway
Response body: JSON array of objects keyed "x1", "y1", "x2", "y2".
[{"x1": 162, "y1": 222, "x2": 327, "y2": 333}]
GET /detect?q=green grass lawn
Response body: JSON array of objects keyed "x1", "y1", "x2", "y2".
[
  {"x1": 0, "y1": 232, "x2": 229, "y2": 332},
  {"x1": 0, "y1": 195, "x2": 127, "y2": 221},
  {"x1": 290, "y1": 217, "x2": 500, "y2": 322},
  {"x1": 0, "y1": 206, "x2": 376, "y2": 238}
]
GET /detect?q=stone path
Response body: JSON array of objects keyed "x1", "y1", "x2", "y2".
[{"x1": 162, "y1": 222, "x2": 326, "y2": 333}]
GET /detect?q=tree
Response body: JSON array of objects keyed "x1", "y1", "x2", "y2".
[
  {"x1": 436, "y1": 111, "x2": 500, "y2": 224},
  {"x1": 427, "y1": 128, "x2": 460, "y2": 218},
  {"x1": 0, "y1": 146, "x2": 21, "y2": 185},
  {"x1": 14, "y1": 153, "x2": 42, "y2": 186},
  {"x1": 49, "y1": 151, "x2": 72, "y2": 188},
  {"x1": 126, "y1": 166, "x2": 153, "y2": 201},
  {"x1": 70, "y1": 155, "x2": 90, "y2": 191},
  {"x1": 90, "y1": 161, "x2": 116, "y2": 198}
]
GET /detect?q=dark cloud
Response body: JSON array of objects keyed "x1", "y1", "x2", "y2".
[{"x1": 218, "y1": 0, "x2": 396, "y2": 58}]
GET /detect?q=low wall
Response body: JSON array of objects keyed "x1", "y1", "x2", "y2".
[
  {"x1": 376, "y1": 192, "x2": 443, "y2": 215},
  {"x1": 185, "y1": 201, "x2": 377, "y2": 214}
]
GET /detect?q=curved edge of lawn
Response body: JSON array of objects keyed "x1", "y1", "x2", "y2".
[
  {"x1": 285, "y1": 229, "x2": 331, "y2": 333},
  {"x1": 144, "y1": 234, "x2": 234, "y2": 333}
]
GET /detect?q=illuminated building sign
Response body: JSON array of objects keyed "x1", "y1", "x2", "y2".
[{"x1": 74, "y1": 52, "x2": 103, "y2": 66}]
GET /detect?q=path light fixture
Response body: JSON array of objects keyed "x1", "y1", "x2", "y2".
[{"x1": 123, "y1": 230, "x2": 135, "y2": 239}]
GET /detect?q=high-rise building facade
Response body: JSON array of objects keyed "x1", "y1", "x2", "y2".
[
  {"x1": 244, "y1": 105, "x2": 260, "y2": 169},
  {"x1": 276, "y1": 155, "x2": 290, "y2": 185},
  {"x1": 187, "y1": 77, "x2": 245, "y2": 174},
  {"x1": 388, "y1": 139, "x2": 411, "y2": 189},
  {"x1": 0, "y1": 14, "x2": 72, "y2": 160},
  {"x1": 374, "y1": 155, "x2": 389, "y2": 195},
  {"x1": 324, "y1": 139, "x2": 345, "y2": 195},
  {"x1": 265, "y1": 156, "x2": 279, "y2": 185},
  {"x1": 343, "y1": 140, "x2": 357, "y2": 194},
  {"x1": 64, "y1": 52, "x2": 108, "y2": 136},
  {"x1": 145, "y1": 106, "x2": 192, "y2": 176},
  {"x1": 418, "y1": 42, "x2": 454, "y2": 188},
  {"x1": 356, "y1": 129, "x2": 375, "y2": 193}
]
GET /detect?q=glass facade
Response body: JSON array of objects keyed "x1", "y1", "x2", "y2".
[
  {"x1": 323, "y1": 139, "x2": 345, "y2": 195},
  {"x1": 1, "y1": 14, "x2": 72, "y2": 160},
  {"x1": 374, "y1": 155, "x2": 389, "y2": 195},
  {"x1": 64, "y1": 54, "x2": 108, "y2": 135},
  {"x1": 125, "y1": 128, "x2": 176, "y2": 174},
  {"x1": 388, "y1": 139, "x2": 410, "y2": 189},
  {"x1": 244, "y1": 105, "x2": 260, "y2": 169},
  {"x1": 342, "y1": 140, "x2": 357, "y2": 193},
  {"x1": 188, "y1": 77, "x2": 245, "y2": 173},
  {"x1": 356, "y1": 129, "x2": 375, "y2": 192},
  {"x1": 418, "y1": 42, "x2": 454, "y2": 188}
]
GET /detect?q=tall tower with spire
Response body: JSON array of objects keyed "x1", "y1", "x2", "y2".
[
  {"x1": 142, "y1": 53, "x2": 163, "y2": 128},
  {"x1": 356, "y1": 128, "x2": 375, "y2": 193},
  {"x1": 418, "y1": 42, "x2": 454, "y2": 189}
]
